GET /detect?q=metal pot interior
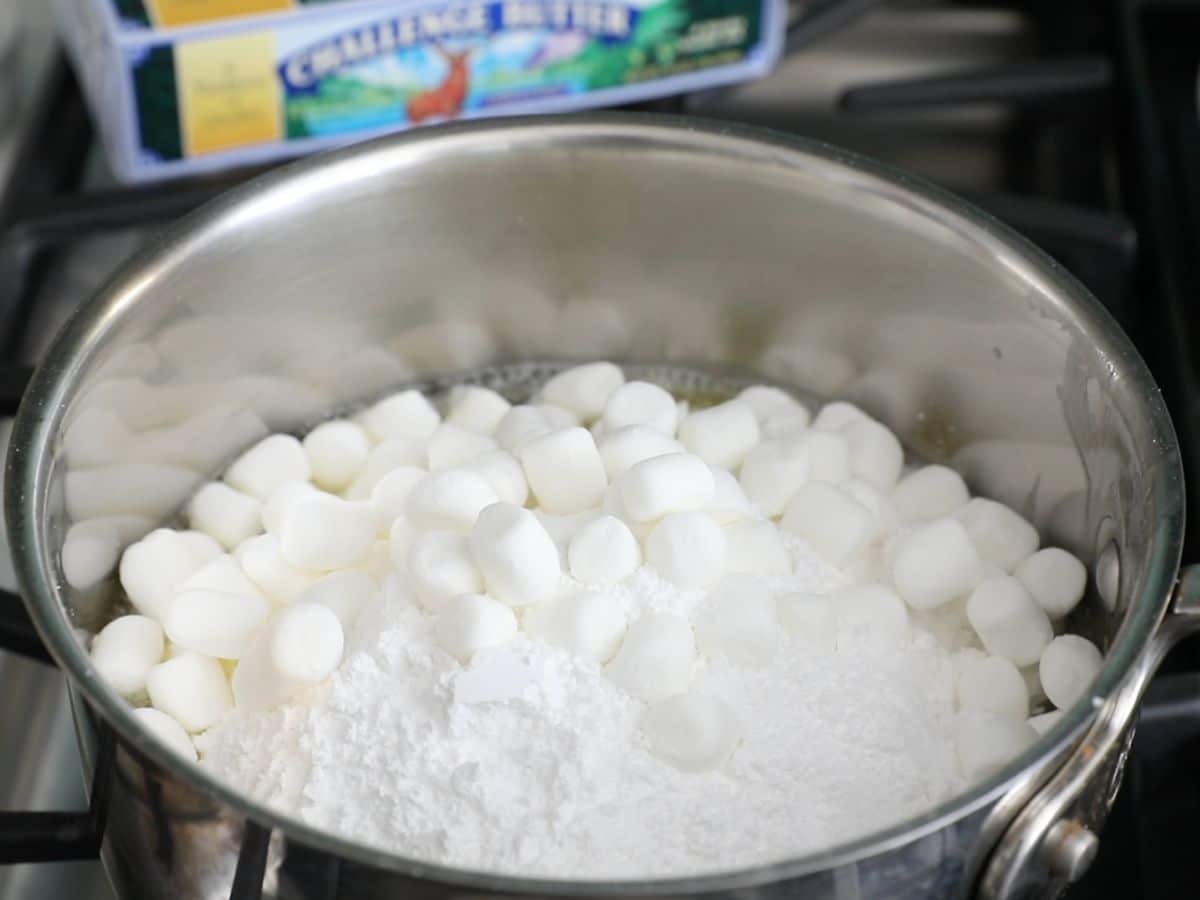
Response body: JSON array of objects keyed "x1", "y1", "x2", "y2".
[{"x1": 5, "y1": 115, "x2": 1184, "y2": 892}]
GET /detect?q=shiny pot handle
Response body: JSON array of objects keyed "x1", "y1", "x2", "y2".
[{"x1": 977, "y1": 564, "x2": 1200, "y2": 899}]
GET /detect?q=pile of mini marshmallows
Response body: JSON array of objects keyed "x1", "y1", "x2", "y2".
[{"x1": 86, "y1": 362, "x2": 1101, "y2": 779}]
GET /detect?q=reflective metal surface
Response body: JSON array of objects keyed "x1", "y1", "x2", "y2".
[{"x1": 4, "y1": 115, "x2": 1188, "y2": 898}]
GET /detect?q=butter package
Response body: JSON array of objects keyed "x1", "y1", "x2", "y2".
[{"x1": 55, "y1": 0, "x2": 783, "y2": 181}]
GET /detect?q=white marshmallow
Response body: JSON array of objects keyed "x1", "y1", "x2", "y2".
[
  {"x1": 955, "y1": 498, "x2": 1039, "y2": 572},
  {"x1": 724, "y1": 518, "x2": 791, "y2": 576},
  {"x1": 641, "y1": 691, "x2": 741, "y2": 772},
  {"x1": 446, "y1": 386, "x2": 511, "y2": 435},
  {"x1": 737, "y1": 385, "x2": 808, "y2": 426},
  {"x1": 426, "y1": 424, "x2": 498, "y2": 472},
  {"x1": 460, "y1": 450, "x2": 528, "y2": 508},
  {"x1": 368, "y1": 467, "x2": 427, "y2": 535},
  {"x1": 187, "y1": 482, "x2": 262, "y2": 550},
  {"x1": 834, "y1": 583, "x2": 909, "y2": 646},
  {"x1": 708, "y1": 467, "x2": 753, "y2": 524},
  {"x1": 132, "y1": 707, "x2": 197, "y2": 762},
  {"x1": 780, "y1": 482, "x2": 874, "y2": 566},
  {"x1": 598, "y1": 425, "x2": 683, "y2": 481},
  {"x1": 892, "y1": 518, "x2": 983, "y2": 610},
  {"x1": 66, "y1": 463, "x2": 198, "y2": 522},
  {"x1": 536, "y1": 509, "x2": 601, "y2": 563},
  {"x1": 279, "y1": 495, "x2": 376, "y2": 571},
  {"x1": 762, "y1": 409, "x2": 813, "y2": 439},
  {"x1": 955, "y1": 651, "x2": 1028, "y2": 720},
  {"x1": 302, "y1": 420, "x2": 371, "y2": 491},
  {"x1": 842, "y1": 418, "x2": 903, "y2": 490},
  {"x1": 146, "y1": 652, "x2": 233, "y2": 732},
  {"x1": 840, "y1": 478, "x2": 899, "y2": 538},
  {"x1": 178, "y1": 530, "x2": 223, "y2": 565},
  {"x1": 739, "y1": 438, "x2": 810, "y2": 517},
  {"x1": 1039, "y1": 634, "x2": 1103, "y2": 710},
  {"x1": 119, "y1": 528, "x2": 212, "y2": 622},
  {"x1": 955, "y1": 711, "x2": 1038, "y2": 782},
  {"x1": 540, "y1": 362, "x2": 625, "y2": 422},
  {"x1": 405, "y1": 469, "x2": 499, "y2": 534},
  {"x1": 677, "y1": 400, "x2": 761, "y2": 470},
  {"x1": 224, "y1": 434, "x2": 310, "y2": 500},
  {"x1": 812, "y1": 401, "x2": 870, "y2": 432},
  {"x1": 524, "y1": 590, "x2": 627, "y2": 663},
  {"x1": 261, "y1": 481, "x2": 322, "y2": 534},
  {"x1": 606, "y1": 612, "x2": 696, "y2": 702},
  {"x1": 435, "y1": 593, "x2": 518, "y2": 661},
  {"x1": 494, "y1": 405, "x2": 556, "y2": 452},
  {"x1": 567, "y1": 515, "x2": 640, "y2": 585},
  {"x1": 892, "y1": 465, "x2": 970, "y2": 522},
  {"x1": 537, "y1": 404, "x2": 579, "y2": 428},
  {"x1": 644, "y1": 511, "x2": 726, "y2": 588},
  {"x1": 602, "y1": 381, "x2": 678, "y2": 436},
  {"x1": 234, "y1": 534, "x2": 318, "y2": 604},
  {"x1": 343, "y1": 436, "x2": 428, "y2": 499},
  {"x1": 519, "y1": 427, "x2": 608, "y2": 514},
  {"x1": 90, "y1": 615, "x2": 164, "y2": 697},
  {"x1": 777, "y1": 592, "x2": 836, "y2": 652},
  {"x1": 405, "y1": 530, "x2": 484, "y2": 610},
  {"x1": 357, "y1": 389, "x2": 440, "y2": 442},
  {"x1": 388, "y1": 517, "x2": 417, "y2": 571},
  {"x1": 360, "y1": 539, "x2": 394, "y2": 584},
  {"x1": 471, "y1": 503, "x2": 562, "y2": 607},
  {"x1": 795, "y1": 429, "x2": 851, "y2": 484},
  {"x1": 232, "y1": 603, "x2": 344, "y2": 712},
  {"x1": 966, "y1": 576, "x2": 1054, "y2": 666},
  {"x1": 296, "y1": 569, "x2": 375, "y2": 632},
  {"x1": 1027, "y1": 710, "x2": 1064, "y2": 736},
  {"x1": 62, "y1": 520, "x2": 123, "y2": 590},
  {"x1": 618, "y1": 452, "x2": 714, "y2": 523},
  {"x1": 164, "y1": 580, "x2": 270, "y2": 661},
  {"x1": 694, "y1": 575, "x2": 779, "y2": 665},
  {"x1": 1015, "y1": 548, "x2": 1087, "y2": 619}
]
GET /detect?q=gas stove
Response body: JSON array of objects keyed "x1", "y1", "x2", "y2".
[{"x1": 1, "y1": 2, "x2": 1198, "y2": 898}]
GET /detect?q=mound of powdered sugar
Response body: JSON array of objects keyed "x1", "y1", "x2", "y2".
[{"x1": 198, "y1": 536, "x2": 965, "y2": 877}]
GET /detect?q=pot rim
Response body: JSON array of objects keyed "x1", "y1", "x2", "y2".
[{"x1": 6, "y1": 112, "x2": 1184, "y2": 894}]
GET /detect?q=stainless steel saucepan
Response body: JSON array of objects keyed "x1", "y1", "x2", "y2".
[{"x1": 6, "y1": 115, "x2": 1200, "y2": 899}]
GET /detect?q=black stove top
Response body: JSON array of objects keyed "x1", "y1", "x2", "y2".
[{"x1": 1, "y1": 2, "x2": 1199, "y2": 897}]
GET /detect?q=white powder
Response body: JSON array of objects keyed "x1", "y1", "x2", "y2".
[{"x1": 199, "y1": 535, "x2": 965, "y2": 878}]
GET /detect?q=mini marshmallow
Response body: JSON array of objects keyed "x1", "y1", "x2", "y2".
[
  {"x1": 892, "y1": 518, "x2": 983, "y2": 610},
  {"x1": 540, "y1": 362, "x2": 625, "y2": 422},
  {"x1": 178, "y1": 530, "x2": 223, "y2": 565},
  {"x1": 537, "y1": 405, "x2": 579, "y2": 428},
  {"x1": 762, "y1": 409, "x2": 813, "y2": 439},
  {"x1": 460, "y1": 450, "x2": 528, "y2": 507},
  {"x1": 724, "y1": 518, "x2": 791, "y2": 576},
  {"x1": 279, "y1": 495, "x2": 376, "y2": 571},
  {"x1": 694, "y1": 575, "x2": 779, "y2": 665},
  {"x1": 840, "y1": 478, "x2": 900, "y2": 538},
  {"x1": 567, "y1": 515, "x2": 640, "y2": 585},
  {"x1": 187, "y1": 482, "x2": 262, "y2": 550},
  {"x1": 368, "y1": 467, "x2": 427, "y2": 535},
  {"x1": 235, "y1": 533, "x2": 318, "y2": 604},
  {"x1": 302, "y1": 420, "x2": 371, "y2": 491},
  {"x1": 172, "y1": 553, "x2": 267, "y2": 606},
  {"x1": 780, "y1": 483, "x2": 874, "y2": 567},
  {"x1": 62, "y1": 520, "x2": 122, "y2": 590},
  {"x1": 835, "y1": 583, "x2": 909, "y2": 646},
  {"x1": 598, "y1": 426, "x2": 683, "y2": 481},
  {"x1": 536, "y1": 509, "x2": 601, "y2": 563},
  {"x1": 261, "y1": 481, "x2": 322, "y2": 534},
  {"x1": 357, "y1": 389, "x2": 440, "y2": 442},
  {"x1": 119, "y1": 528, "x2": 212, "y2": 622},
  {"x1": 519, "y1": 427, "x2": 608, "y2": 514},
  {"x1": 90, "y1": 615, "x2": 164, "y2": 697},
  {"x1": 146, "y1": 651, "x2": 233, "y2": 732},
  {"x1": 955, "y1": 652, "x2": 1028, "y2": 720},
  {"x1": 842, "y1": 418, "x2": 903, "y2": 490},
  {"x1": 892, "y1": 465, "x2": 970, "y2": 522},
  {"x1": 739, "y1": 438, "x2": 810, "y2": 517},
  {"x1": 446, "y1": 385, "x2": 511, "y2": 435},
  {"x1": 606, "y1": 612, "x2": 696, "y2": 702},
  {"x1": 426, "y1": 424, "x2": 498, "y2": 472},
  {"x1": 677, "y1": 400, "x2": 761, "y2": 470},
  {"x1": 708, "y1": 467, "x2": 753, "y2": 524},
  {"x1": 777, "y1": 592, "x2": 836, "y2": 652},
  {"x1": 471, "y1": 503, "x2": 562, "y2": 607},
  {"x1": 295, "y1": 569, "x2": 375, "y2": 632},
  {"x1": 405, "y1": 469, "x2": 499, "y2": 534},
  {"x1": 602, "y1": 381, "x2": 678, "y2": 436},
  {"x1": 343, "y1": 436, "x2": 428, "y2": 499},
  {"x1": 232, "y1": 603, "x2": 344, "y2": 712},
  {"x1": 435, "y1": 593, "x2": 519, "y2": 661},
  {"x1": 641, "y1": 691, "x2": 741, "y2": 772},
  {"x1": 795, "y1": 430, "x2": 851, "y2": 484},
  {"x1": 645, "y1": 511, "x2": 726, "y2": 588},
  {"x1": 494, "y1": 405, "x2": 556, "y2": 452},
  {"x1": 1028, "y1": 710, "x2": 1064, "y2": 736},
  {"x1": 737, "y1": 385, "x2": 808, "y2": 427},
  {"x1": 812, "y1": 401, "x2": 871, "y2": 432},
  {"x1": 165, "y1": 581, "x2": 270, "y2": 660},
  {"x1": 618, "y1": 452, "x2": 714, "y2": 523},
  {"x1": 524, "y1": 590, "x2": 627, "y2": 663},
  {"x1": 406, "y1": 531, "x2": 484, "y2": 610},
  {"x1": 955, "y1": 711, "x2": 1038, "y2": 782},
  {"x1": 966, "y1": 576, "x2": 1054, "y2": 667},
  {"x1": 955, "y1": 498, "x2": 1039, "y2": 572},
  {"x1": 1039, "y1": 634, "x2": 1103, "y2": 710},
  {"x1": 132, "y1": 707, "x2": 197, "y2": 761},
  {"x1": 224, "y1": 434, "x2": 310, "y2": 500},
  {"x1": 1015, "y1": 548, "x2": 1087, "y2": 619}
]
